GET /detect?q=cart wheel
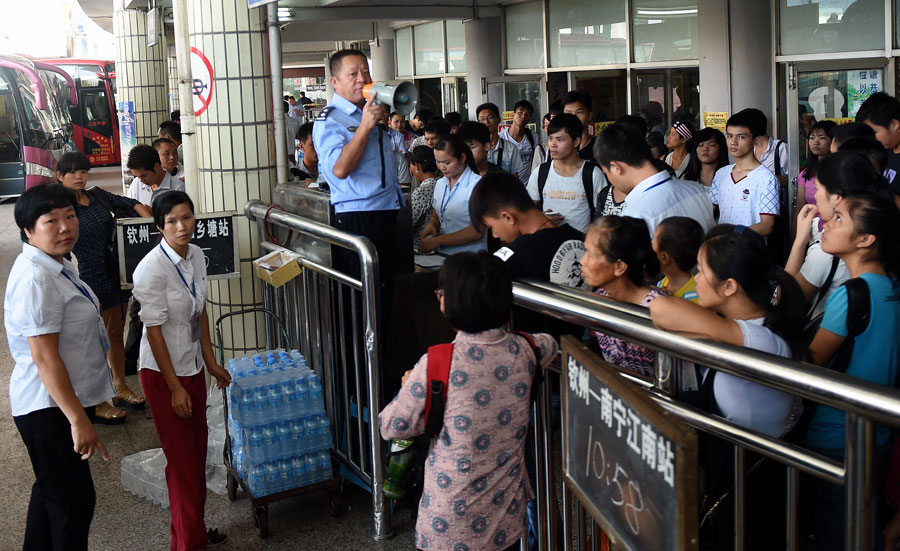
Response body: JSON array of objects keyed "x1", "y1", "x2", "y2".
[
  {"x1": 327, "y1": 488, "x2": 341, "y2": 517},
  {"x1": 226, "y1": 473, "x2": 238, "y2": 502},
  {"x1": 253, "y1": 506, "x2": 269, "y2": 538}
]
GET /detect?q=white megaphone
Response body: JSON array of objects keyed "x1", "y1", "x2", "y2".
[{"x1": 362, "y1": 80, "x2": 418, "y2": 116}]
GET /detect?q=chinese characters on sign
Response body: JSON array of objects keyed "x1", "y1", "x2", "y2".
[{"x1": 848, "y1": 69, "x2": 881, "y2": 118}]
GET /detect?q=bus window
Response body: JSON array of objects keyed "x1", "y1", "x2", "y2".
[
  {"x1": 0, "y1": 78, "x2": 20, "y2": 162},
  {"x1": 84, "y1": 90, "x2": 109, "y2": 123},
  {"x1": 15, "y1": 70, "x2": 64, "y2": 150}
]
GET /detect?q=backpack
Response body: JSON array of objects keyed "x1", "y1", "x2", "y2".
[
  {"x1": 537, "y1": 160, "x2": 597, "y2": 221},
  {"x1": 799, "y1": 256, "x2": 841, "y2": 347},
  {"x1": 390, "y1": 332, "x2": 544, "y2": 514},
  {"x1": 787, "y1": 277, "x2": 871, "y2": 443},
  {"x1": 524, "y1": 127, "x2": 535, "y2": 151}
]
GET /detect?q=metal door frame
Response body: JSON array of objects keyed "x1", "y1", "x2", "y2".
[{"x1": 484, "y1": 74, "x2": 547, "y2": 120}]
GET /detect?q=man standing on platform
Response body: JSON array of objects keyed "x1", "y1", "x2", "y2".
[{"x1": 313, "y1": 48, "x2": 404, "y2": 294}]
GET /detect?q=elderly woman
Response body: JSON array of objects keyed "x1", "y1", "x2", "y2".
[
  {"x1": 132, "y1": 190, "x2": 231, "y2": 549},
  {"x1": 56, "y1": 151, "x2": 152, "y2": 423},
  {"x1": 5, "y1": 183, "x2": 115, "y2": 549}
]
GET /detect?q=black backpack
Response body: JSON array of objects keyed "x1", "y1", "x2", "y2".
[{"x1": 537, "y1": 160, "x2": 597, "y2": 221}]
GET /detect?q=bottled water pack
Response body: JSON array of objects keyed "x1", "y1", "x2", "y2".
[{"x1": 226, "y1": 349, "x2": 333, "y2": 496}]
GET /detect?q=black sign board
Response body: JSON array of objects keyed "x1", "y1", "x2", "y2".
[
  {"x1": 116, "y1": 212, "x2": 241, "y2": 288},
  {"x1": 561, "y1": 336, "x2": 698, "y2": 551}
]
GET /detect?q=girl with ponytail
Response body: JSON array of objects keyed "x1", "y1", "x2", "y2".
[
  {"x1": 650, "y1": 224, "x2": 806, "y2": 549},
  {"x1": 580, "y1": 215, "x2": 662, "y2": 377}
]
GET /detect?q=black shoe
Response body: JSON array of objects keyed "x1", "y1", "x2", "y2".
[{"x1": 207, "y1": 528, "x2": 228, "y2": 546}]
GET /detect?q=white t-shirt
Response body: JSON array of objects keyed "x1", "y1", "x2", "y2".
[
  {"x1": 526, "y1": 160, "x2": 606, "y2": 233},
  {"x1": 620, "y1": 170, "x2": 715, "y2": 236},
  {"x1": 757, "y1": 137, "x2": 790, "y2": 178},
  {"x1": 800, "y1": 241, "x2": 851, "y2": 319},
  {"x1": 709, "y1": 164, "x2": 781, "y2": 227},
  {"x1": 708, "y1": 318, "x2": 797, "y2": 437},
  {"x1": 499, "y1": 127, "x2": 535, "y2": 182}
]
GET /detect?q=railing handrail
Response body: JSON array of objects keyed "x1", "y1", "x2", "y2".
[{"x1": 512, "y1": 280, "x2": 900, "y2": 427}]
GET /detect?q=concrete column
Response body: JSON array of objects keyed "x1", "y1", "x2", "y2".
[
  {"x1": 370, "y1": 38, "x2": 395, "y2": 83},
  {"x1": 166, "y1": 28, "x2": 179, "y2": 114},
  {"x1": 188, "y1": 0, "x2": 275, "y2": 357},
  {"x1": 324, "y1": 54, "x2": 335, "y2": 104},
  {"x1": 698, "y1": 0, "x2": 774, "y2": 127},
  {"x1": 112, "y1": 0, "x2": 169, "y2": 180},
  {"x1": 464, "y1": 16, "x2": 502, "y2": 120}
]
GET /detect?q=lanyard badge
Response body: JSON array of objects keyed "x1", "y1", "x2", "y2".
[
  {"x1": 61, "y1": 270, "x2": 110, "y2": 354},
  {"x1": 160, "y1": 244, "x2": 203, "y2": 342}
]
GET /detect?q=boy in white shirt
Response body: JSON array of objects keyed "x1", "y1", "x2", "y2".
[
  {"x1": 499, "y1": 100, "x2": 536, "y2": 181},
  {"x1": 526, "y1": 114, "x2": 606, "y2": 233},
  {"x1": 709, "y1": 109, "x2": 781, "y2": 236}
]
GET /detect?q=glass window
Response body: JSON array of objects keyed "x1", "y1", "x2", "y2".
[
  {"x1": 506, "y1": 1, "x2": 545, "y2": 69},
  {"x1": 799, "y1": 67, "x2": 883, "y2": 121},
  {"x1": 572, "y1": 71, "x2": 628, "y2": 123},
  {"x1": 395, "y1": 27, "x2": 413, "y2": 77},
  {"x1": 633, "y1": 68, "x2": 700, "y2": 133},
  {"x1": 631, "y1": 0, "x2": 698, "y2": 62},
  {"x1": 446, "y1": 20, "x2": 467, "y2": 73},
  {"x1": 779, "y1": 0, "x2": 884, "y2": 55},
  {"x1": 414, "y1": 22, "x2": 444, "y2": 76},
  {"x1": 549, "y1": 0, "x2": 627, "y2": 67}
]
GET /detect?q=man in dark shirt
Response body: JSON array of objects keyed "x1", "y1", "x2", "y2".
[
  {"x1": 563, "y1": 90, "x2": 596, "y2": 161},
  {"x1": 856, "y1": 91, "x2": 900, "y2": 192},
  {"x1": 469, "y1": 170, "x2": 588, "y2": 337}
]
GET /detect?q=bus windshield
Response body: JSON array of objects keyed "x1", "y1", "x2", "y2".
[{"x1": 15, "y1": 69, "x2": 66, "y2": 150}]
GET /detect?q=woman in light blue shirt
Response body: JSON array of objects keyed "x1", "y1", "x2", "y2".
[{"x1": 419, "y1": 134, "x2": 486, "y2": 255}]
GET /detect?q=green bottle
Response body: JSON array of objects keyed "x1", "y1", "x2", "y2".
[{"x1": 383, "y1": 438, "x2": 415, "y2": 498}]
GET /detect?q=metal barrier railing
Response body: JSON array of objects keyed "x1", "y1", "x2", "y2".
[
  {"x1": 514, "y1": 280, "x2": 900, "y2": 551},
  {"x1": 244, "y1": 200, "x2": 391, "y2": 541}
]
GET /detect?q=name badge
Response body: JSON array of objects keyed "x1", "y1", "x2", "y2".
[
  {"x1": 190, "y1": 310, "x2": 202, "y2": 342},
  {"x1": 98, "y1": 318, "x2": 111, "y2": 356}
]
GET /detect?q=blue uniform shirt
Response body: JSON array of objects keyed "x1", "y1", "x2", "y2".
[
  {"x1": 431, "y1": 166, "x2": 487, "y2": 256},
  {"x1": 312, "y1": 93, "x2": 403, "y2": 213}
]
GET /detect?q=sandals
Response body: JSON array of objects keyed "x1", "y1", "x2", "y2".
[
  {"x1": 95, "y1": 401, "x2": 127, "y2": 425},
  {"x1": 113, "y1": 382, "x2": 146, "y2": 409}
]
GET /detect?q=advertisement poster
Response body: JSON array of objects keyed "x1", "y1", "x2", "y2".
[
  {"x1": 703, "y1": 112, "x2": 728, "y2": 133},
  {"x1": 118, "y1": 100, "x2": 136, "y2": 161},
  {"x1": 848, "y1": 69, "x2": 881, "y2": 118}
]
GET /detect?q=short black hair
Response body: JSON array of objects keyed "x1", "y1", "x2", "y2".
[
  {"x1": 438, "y1": 251, "x2": 512, "y2": 333},
  {"x1": 475, "y1": 102, "x2": 500, "y2": 119},
  {"x1": 655, "y1": 216, "x2": 704, "y2": 273},
  {"x1": 56, "y1": 151, "x2": 91, "y2": 175},
  {"x1": 616, "y1": 114, "x2": 648, "y2": 138},
  {"x1": 458, "y1": 121, "x2": 491, "y2": 146},
  {"x1": 425, "y1": 118, "x2": 451, "y2": 137},
  {"x1": 445, "y1": 111, "x2": 462, "y2": 126},
  {"x1": 170, "y1": 110, "x2": 180, "y2": 121},
  {"x1": 299, "y1": 92, "x2": 306, "y2": 97},
  {"x1": 594, "y1": 123, "x2": 655, "y2": 169},
  {"x1": 152, "y1": 137, "x2": 176, "y2": 150},
  {"x1": 855, "y1": 92, "x2": 900, "y2": 128},
  {"x1": 15, "y1": 183, "x2": 78, "y2": 242},
  {"x1": 832, "y1": 121, "x2": 876, "y2": 147},
  {"x1": 468, "y1": 170, "x2": 537, "y2": 232},
  {"x1": 410, "y1": 145, "x2": 438, "y2": 173},
  {"x1": 563, "y1": 90, "x2": 592, "y2": 112},
  {"x1": 727, "y1": 108, "x2": 767, "y2": 139},
  {"x1": 546, "y1": 113, "x2": 583, "y2": 143},
  {"x1": 152, "y1": 190, "x2": 194, "y2": 230},
  {"x1": 158, "y1": 120, "x2": 182, "y2": 143},
  {"x1": 838, "y1": 136, "x2": 888, "y2": 174},
  {"x1": 548, "y1": 100, "x2": 563, "y2": 117},
  {"x1": 817, "y1": 150, "x2": 886, "y2": 197},
  {"x1": 434, "y1": 134, "x2": 479, "y2": 173},
  {"x1": 297, "y1": 121, "x2": 314, "y2": 143},
  {"x1": 126, "y1": 144, "x2": 162, "y2": 171},
  {"x1": 588, "y1": 216, "x2": 659, "y2": 286},
  {"x1": 328, "y1": 48, "x2": 367, "y2": 76},
  {"x1": 414, "y1": 109, "x2": 434, "y2": 123},
  {"x1": 513, "y1": 100, "x2": 534, "y2": 113}
]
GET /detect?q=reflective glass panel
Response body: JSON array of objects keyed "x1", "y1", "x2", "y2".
[{"x1": 549, "y1": 0, "x2": 627, "y2": 67}]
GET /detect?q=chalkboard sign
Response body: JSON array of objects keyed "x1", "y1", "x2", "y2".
[
  {"x1": 115, "y1": 211, "x2": 241, "y2": 288},
  {"x1": 560, "y1": 336, "x2": 698, "y2": 551}
]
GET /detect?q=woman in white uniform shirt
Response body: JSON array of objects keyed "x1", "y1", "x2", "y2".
[
  {"x1": 4, "y1": 184, "x2": 115, "y2": 550},
  {"x1": 419, "y1": 134, "x2": 486, "y2": 255},
  {"x1": 132, "y1": 191, "x2": 231, "y2": 549},
  {"x1": 649, "y1": 224, "x2": 806, "y2": 549}
]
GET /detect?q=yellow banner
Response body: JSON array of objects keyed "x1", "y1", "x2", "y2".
[{"x1": 703, "y1": 111, "x2": 728, "y2": 133}]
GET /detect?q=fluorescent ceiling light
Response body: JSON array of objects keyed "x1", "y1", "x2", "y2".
[{"x1": 635, "y1": 8, "x2": 698, "y2": 16}]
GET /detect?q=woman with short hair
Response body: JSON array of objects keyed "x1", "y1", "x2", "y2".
[{"x1": 5, "y1": 183, "x2": 115, "y2": 550}]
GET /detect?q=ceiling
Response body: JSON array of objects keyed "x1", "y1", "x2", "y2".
[{"x1": 78, "y1": 0, "x2": 507, "y2": 66}]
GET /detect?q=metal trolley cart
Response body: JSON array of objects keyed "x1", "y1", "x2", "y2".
[{"x1": 215, "y1": 308, "x2": 341, "y2": 538}]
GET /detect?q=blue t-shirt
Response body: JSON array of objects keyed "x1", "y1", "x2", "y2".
[
  {"x1": 431, "y1": 166, "x2": 487, "y2": 256},
  {"x1": 805, "y1": 273, "x2": 900, "y2": 450}
]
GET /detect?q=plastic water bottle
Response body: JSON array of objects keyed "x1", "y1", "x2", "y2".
[
  {"x1": 276, "y1": 421, "x2": 292, "y2": 460},
  {"x1": 317, "y1": 450, "x2": 332, "y2": 482},
  {"x1": 309, "y1": 373, "x2": 324, "y2": 413},
  {"x1": 295, "y1": 373, "x2": 310, "y2": 417},
  {"x1": 278, "y1": 458, "x2": 293, "y2": 492},
  {"x1": 238, "y1": 380, "x2": 255, "y2": 426},
  {"x1": 383, "y1": 439, "x2": 415, "y2": 498},
  {"x1": 264, "y1": 462, "x2": 280, "y2": 495},
  {"x1": 249, "y1": 464, "x2": 264, "y2": 495},
  {"x1": 305, "y1": 454, "x2": 318, "y2": 485},
  {"x1": 317, "y1": 414, "x2": 331, "y2": 450},
  {"x1": 280, "y1": 374, "x2": 297, "y2": 418},
  {"x1": 261, "y1": 424, "x2": 276, "y2": 462},
  {"x1": 267, "y1": 377, "x2": 284, "y2": 420},
  {"x1": 305, "y1": 415, "x2": 320, "y2": 452},
  {"x1": 291, "y1": 456, "x2": 306, "y2": 487},
  {"x1": 247, "y1": 427, "x2": 264, "y2": 466},
  {"x1": 289, "y1": 417, "x2": 305, "y2": 456},
  {"x1": 253, "y1": 382, "x2": 268, "y2": 424}
]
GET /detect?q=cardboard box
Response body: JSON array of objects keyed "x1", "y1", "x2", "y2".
[{"x1": 253, "y1": 250, "x2": 301, "y2": 288}]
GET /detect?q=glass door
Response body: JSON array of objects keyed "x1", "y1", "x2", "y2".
[{"x1": 485, "y1": 75, "x2": 545, "y2": 118}]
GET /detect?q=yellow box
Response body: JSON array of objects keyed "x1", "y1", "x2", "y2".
[{"x1": 253, "y1": 250, "x2": 301, "y2": 288}]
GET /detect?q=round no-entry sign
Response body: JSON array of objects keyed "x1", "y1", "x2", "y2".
[{"x1": 190, "y1": 47, "x2": 214, "y2": 117}]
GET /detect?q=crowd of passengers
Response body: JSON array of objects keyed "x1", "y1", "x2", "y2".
[{"x1": 7, "y1": 75, "x2": 900, "y2": 551}]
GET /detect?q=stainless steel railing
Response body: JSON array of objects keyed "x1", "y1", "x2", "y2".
[
  {"x1": 244, "y1": 200, "x2": 391, "y2": 541},
  {"x1": 514, "y1": 280, "x2": 900, "y2": 551}
]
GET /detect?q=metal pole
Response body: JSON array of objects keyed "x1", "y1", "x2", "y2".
[
  {"x1": 654, "y1": 351, "x2": 675, "y2": 395},
  {"x1": 266, "y1": 3, "x2": 288, "y2": 184},
  {"x1": 170, "y1": 0, "x2": 200, "y2": 209},
  {"x1": 734, "y1": 446, "x2": 745, "y2": 551},
  {"x1": 532, "y1": 400, "x2": 549, "y2": 551},
  {"x1": 786, "y1": 466, "x2": 799, "y2": 551},
  {"x1": 845, "y1": 413, "x2": 875, "y2": 551}
]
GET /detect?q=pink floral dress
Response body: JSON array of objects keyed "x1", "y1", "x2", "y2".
[{"x1": 379, "y1": 329, "x2": 558, "y2": 551}]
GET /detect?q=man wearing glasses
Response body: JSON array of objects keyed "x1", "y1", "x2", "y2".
[{"x1": 476, "y1": 102, "x2": 526, "y2": 183}]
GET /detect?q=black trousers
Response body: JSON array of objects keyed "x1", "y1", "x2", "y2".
[
  {"x1": 14, "y1": 406, "x2": 97, "y2": 551},
  {"x1": 123, "y1": 297, "x2": 142, "y2": 375}
]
